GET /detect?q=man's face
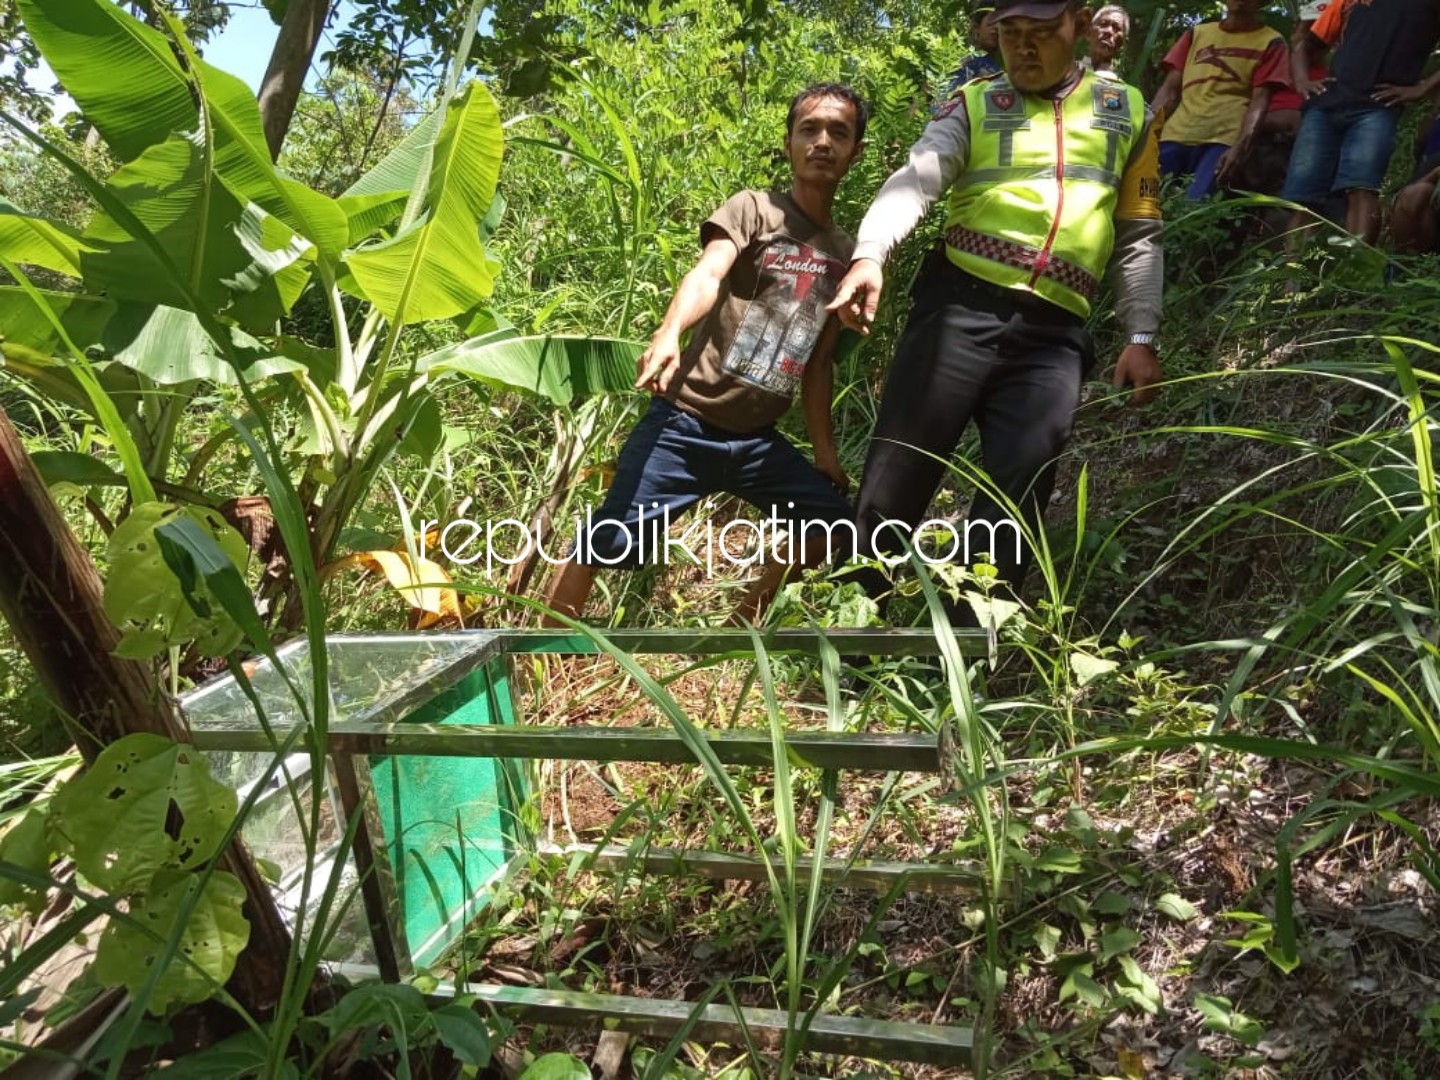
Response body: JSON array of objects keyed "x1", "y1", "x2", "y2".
[
  {"x1": 1224, "y1": 0, "x2": 1264, "y2": 17},
  {"x1": 1088, "y1": 11, "x2": 1126, "y2": 58},
  {"x1": 997, "y1": 10, "x2": 1087, "y2": 92},
  {"x1": 785, "y1": 95, "x2": 863, "y2": 185},
  {"x1": 974, "y1": 14, "x2": 1000, "y2": 51}
]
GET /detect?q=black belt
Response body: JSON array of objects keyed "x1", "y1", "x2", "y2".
[{"x1": 915, "y1": 246, "x2": 1085, "y2": 327}]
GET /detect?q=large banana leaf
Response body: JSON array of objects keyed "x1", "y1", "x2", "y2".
[
  {"x1": 0, "y1": 286, "x2": 114, "y2": 354},
  {"x1": 424, "y1": 331, "x2": 642, "y2": 405},
  {"x1": 19, "y1": 0, "x2": 346, "y2": 260},
  {"x1": 102, "y1": 305, "x2": 306, "y2": 387},
  {"x1": 0, "y1": 342, "x2": 149, "y2": 426},
  {"x1": 193, "y1": 56, "x2": 348, "y2": 261},
  {"x1": 344, "y1": 83, "x2": 504, "y2": 323},
  {"x1": 16, "y1": 0, "x2": 194, "y2": 163},
  {"x1": 0, "y1": 199, "x2": 90, "y2": 277},
  {"x1": 337, "y1": 108, "x2": 446, "y2": 245},
  {"x1": 79, "y1": 132, "x2": 310, "y2": 326}
]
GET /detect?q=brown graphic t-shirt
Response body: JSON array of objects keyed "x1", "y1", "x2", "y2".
[{"x1": 665, "y1": 190, "x2": 854, "y2": 434}]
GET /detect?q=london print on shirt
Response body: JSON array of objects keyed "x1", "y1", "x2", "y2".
[{"x1": 721, "y1": 236, "x2": 847, "y2": 398}]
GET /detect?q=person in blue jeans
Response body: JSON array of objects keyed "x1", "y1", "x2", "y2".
[
  {"x1": 1283, "y1": 0, "x2": 1440, "y2": 245},
  {"x1": 544, "y1": 84, "x2": 866, "y2": 625}
]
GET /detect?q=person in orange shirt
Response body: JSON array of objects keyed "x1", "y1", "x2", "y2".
[{"x1": 1151, "y1": 0, "x2": 1291, "y2": 199}]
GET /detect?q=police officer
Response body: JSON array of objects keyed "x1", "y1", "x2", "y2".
[{"x1": 828, "y1": 0, "x2": 1164, "y2": 616}]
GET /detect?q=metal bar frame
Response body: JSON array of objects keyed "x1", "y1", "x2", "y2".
[
  {"x1": 535, "y1": 842, "x2": 985, "y2": 896},
  {"x1": 495, "y1": 626, "x2": 986, "y2": 657},
  {"x1": 193, "y1": 724, "x2": 941, "y2": 772},
  {"x1": 190, "y1": 628, "x2": 981, "y2": 1063},
  {"x1": 464, "y1": 985, "x2": 974, "y2": 1067},
  {"x1": 331, "y1": 754, "x2": 414, "y2": 982}
]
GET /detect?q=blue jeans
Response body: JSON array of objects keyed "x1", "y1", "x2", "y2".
[
  {"x1": 1159, "y1": 141, "x2": 1229, "y2": 200},
  {"x1": 571, "y1": 397, "x2": 853, "y2": 569},
  {"x1": 1282, "y1": 104, "x2": 1400, "y2": 204}
]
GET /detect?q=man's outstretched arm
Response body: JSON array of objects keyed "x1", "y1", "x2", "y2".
[
  {"x1": 635, "y1": 235, "x2": 740, "y2": 393},
  {"x1": 828, "y1": 100, "x2": 971, "y2": 332}
]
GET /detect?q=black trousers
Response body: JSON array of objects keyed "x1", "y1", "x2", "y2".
[{"x1": 854, "y1": 252, "x2": 1094, "y2": 617}]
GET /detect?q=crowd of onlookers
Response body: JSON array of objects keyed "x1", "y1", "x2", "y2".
[{"x1": 949, "y1": 0, "x2": 1440, "y2": 254}]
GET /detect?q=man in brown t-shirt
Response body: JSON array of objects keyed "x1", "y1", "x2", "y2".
[{"x1": 545, "y1": 84, "x2": 867, "y2": 624}]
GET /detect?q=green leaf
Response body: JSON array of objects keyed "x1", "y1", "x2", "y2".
[
  {"x1": 1034, "y1": 844, "x2": 1083, "y2": 874},
  {"x1": 155, "y1": 511, "x2": 272, "y2": 656},
  {"x1": 192, "y1": 57, "x2": 348, "y2": 260},
  {"x1": 18, "y1": 0, "x2": 195, "y2": 162},
  {"x1": 1059, "y1": 966, "x2": 1107, "y2": 1009},
  {"x1": 1156, "y1": 892, "x2": 1198, "y2": 922},
  {"x1": 426, "y1": 331, "x2": 642, "y2": 405},
  {"x1": 344, "y1": 83, "x2": 505, "y2": 322},
  {"x1": 0, "y1": 988, "x2": 42, "y2": 1030},
  {"x1": 30, "y1": 451, "x2": 124, "y2": 488},
  {"x1": 963, "y1": 590, "x2": 1022, "y2": 631},
  {"x1": 1032, "y1": 922, "x2": 1062, "y2": 960},
  {"x1": 103, "y1": 305, "x2": 304, "y2": 386},
  {"x1": 398, "y1": 396, "x2": 443, "y2": 460},
  {"x1": 0, "y1": 810, "x2": 54, "y2": 913},
  {"x1": 316, "y1": 982, "x2": 429, "y2": 1034},
  {"x1": 1070, "y1": 650, "x2": 1119, "y2": 686},
  {"x1": 0, "y1": 199, "x2": 90, "y2": 276},
  {"x1": 1099, "y1": 925, "x2": 1141, "y2": 963},
  {"x1": 80, "y1": 132, "x2": 309, "y2": 324},
  {"x1": 93, "y1": 869, "x2": 250, "y2": 1014},
  {"x1": 338, "y1": 108, "x2": 446, "y2": 241},
  {"x1": 153, "y1": 1028, "x2": 288, "y2": 1079},
  {"x1": 431, "y1": 1003, "x2": 492, "y2": 1067},
  {"x1": 50, "y1": 733, "x2": 237, "y2": 893},
  {"x1": 1114, "y1": 954, "x2": 1162, "y2": 1014},
  {"x1": 1092, "y1": 890, "x2": 1131, "y2": 916},
  {"x1": 102, "y1": 502, "x2": 250, "y2": 660},
  {"x1": 520, "y1": 1053, "x2": 591, "y2": 1080},
  {"x1": 1193, "y1": 992, "x2": 1264, "y2": 1046},
  {"x1": 0, "y1": 286, "x2": 115, "y2": 357}
]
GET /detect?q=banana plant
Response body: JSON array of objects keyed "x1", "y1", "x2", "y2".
[{"x1": 0, "y1": 0, "x2": 639, "y2": 624}]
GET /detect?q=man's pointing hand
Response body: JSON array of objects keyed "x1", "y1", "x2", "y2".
[{"x1": 826, "y1": 258, "x2": 884, "y2": 334}]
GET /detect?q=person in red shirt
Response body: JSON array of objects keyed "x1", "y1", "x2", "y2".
[
  {"x1": 1151, "y1": 0, "x2": 1291, "y2": 199},
  {"x1": 1264, "y1": 1, "x2": 1331, "y2": 138}
]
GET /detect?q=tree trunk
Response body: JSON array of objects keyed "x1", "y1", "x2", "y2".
[
  {"x1": 257, "y1": 0, "x2": 332, "y2": 160},
  {"x1": 0, "y1": 404, "x2": 292, "y2": 1015}
]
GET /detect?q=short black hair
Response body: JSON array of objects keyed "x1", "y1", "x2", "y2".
[{"x1": 787, "y1": 83, "x2": 869, "y2": 144}]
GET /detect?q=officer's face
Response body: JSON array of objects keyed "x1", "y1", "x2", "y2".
[{"x1": 997, "y1": 10, "x2": 1088, "y2": 92}]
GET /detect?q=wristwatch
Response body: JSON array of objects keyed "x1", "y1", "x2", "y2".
[{"x1": 1127, "y1": 333, "x2": 1158, "y2": 349}]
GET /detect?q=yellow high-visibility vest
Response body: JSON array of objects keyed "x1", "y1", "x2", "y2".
[{"x1": 944, "y1": 69, "x2": 1147, "y2": 318}]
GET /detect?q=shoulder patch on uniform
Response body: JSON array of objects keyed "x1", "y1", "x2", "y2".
[
  {"x1": 935, "y1": 95, "x2": 964, "y2": 121},
  {"x1": 1091, "y1": 81, "x2": 1134, "y2": 136}
]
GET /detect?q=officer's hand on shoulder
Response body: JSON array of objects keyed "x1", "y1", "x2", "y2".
[{"x1": 1113, "y1": 342, "x2": 1162, "y2": 407}]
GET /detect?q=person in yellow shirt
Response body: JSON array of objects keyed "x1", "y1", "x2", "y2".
[
  {"x1": 827, "y1": 0, "x2": 1162, "y2": 616},
  {"x1": 1151, "y1": 0, "x2": 1290, "y2": 199}
]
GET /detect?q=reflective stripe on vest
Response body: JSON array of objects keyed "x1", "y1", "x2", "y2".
[{"x1": 944, "y1": 70, "x2": 1144, "y2": 319}]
